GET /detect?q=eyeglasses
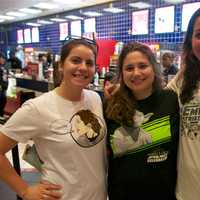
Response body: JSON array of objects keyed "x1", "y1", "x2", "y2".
[{"x1": 63, "y1": 35, "x2": 98, "y2": 52}]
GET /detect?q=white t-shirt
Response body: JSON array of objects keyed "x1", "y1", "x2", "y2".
[
  {"x1": 0, "y1": 89, "x2": 107, "y2": 200},
  {"x1": 167, "y1": 75, "x2": 200, "y2": 200}
]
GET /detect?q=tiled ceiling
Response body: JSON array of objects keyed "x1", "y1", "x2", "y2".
[{"x1": 0, "y1": 0, "x2": 119, "y2": 23}]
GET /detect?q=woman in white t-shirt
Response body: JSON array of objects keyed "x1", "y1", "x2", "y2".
[
  {"x1": 0, "y1": 36, "x2": 107, "y2": 200},
  {"x1": 167, "y1": 8, "x2": 200, "y2": 200}
]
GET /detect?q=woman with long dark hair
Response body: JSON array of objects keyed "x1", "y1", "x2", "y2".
[{"x1": 167, "y1": 8, "x2": 200, "y2": 200}]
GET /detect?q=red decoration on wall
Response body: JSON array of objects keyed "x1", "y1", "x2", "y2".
[{"x1": 96, "y1": 39, "x2": 117, "y2": 71}]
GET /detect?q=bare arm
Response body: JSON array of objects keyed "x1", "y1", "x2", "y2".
[
  {"x1": 0, "y1": 133, "x2": 28, "y2": 197},
  {"x1": 0, "y1": 133, "x2": 62, "y2": 200}
]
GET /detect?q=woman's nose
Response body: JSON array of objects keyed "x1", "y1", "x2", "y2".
[
  {"x1": 133, "y1": 67, "x2": 141, "y2": 76},
  {"x1": 79, "y1": 62, "x2": 87, "y2": 70}
]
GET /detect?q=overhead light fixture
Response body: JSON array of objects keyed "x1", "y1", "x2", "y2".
[
  {"x1": 65, "y1": 15, "x2": 83, "y2": 20},
  {"x1": 0, "y1": 15, "x2": 15, "y2": 20},
  {"x1": 103, "y1": 7, "x2": 124, "y2": 13},
  {"x1": 19, "y1": 8, "x2": 42, "y2": 14},
  {"x1": 83, "y1": 11, "x2": 102, "y2": 17},
  {"x1": 164, "y1": 0, "x2": 185, "y2": 3},
  {"x1": 50, "y1": 18, "x2": 67, "y2": 22},
  {"x1": 26, "y1": 22, "x2": 41, "y2": 27},
  {"x1": 53, "y1": 0, "x2": 82, "y2": 3},
  {"x1": 6, "y1": 11, "x2": 27, "y2": 17},
  {"x1": 0, "y1": 19, "x2": 5, "y2": 23},
  {"x1": 129, "y1": 2, "x2": 152, "y2": 9},
  {"x1": 37, "y1": 20, "x2": 53, "y2": 25},
  {"x1": 34, "y1": 3, "x2": 59, "y2": 9}
]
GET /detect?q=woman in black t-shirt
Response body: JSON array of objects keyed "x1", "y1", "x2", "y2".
[{"x1": 105, "y1": 42, "x2": 179, "y2": 200}]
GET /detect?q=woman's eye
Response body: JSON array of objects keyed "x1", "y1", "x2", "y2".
[
  {"x1": 86, "y1": 61, "x2": 95, "y2": 67},
  {"x1": 124, "y1": 65, "x2": 133, "y2": 71},
  {"x1": 72, "y1": 58, "x2": 81, "y2": 64},
  {"x1": 194, "y1": 32, "x2": 200, "y2": 39},
  {"x1": 139, "y1": 64, "x2": 148, "y2": 69}
]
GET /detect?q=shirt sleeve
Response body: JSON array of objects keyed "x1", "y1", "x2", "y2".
[{"x1": 0, "y1": 101, "x2": 43, "y2": 143}]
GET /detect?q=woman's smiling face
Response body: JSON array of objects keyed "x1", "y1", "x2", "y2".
[
  {"x1": 122, "y1": 50, "x2": 155, "y2": 100},
  {"x1": 60, "y1": 44, "x2": 96, "y2": 90},
  {"x1": 192, "y1": 16, "x2": 200, "y2": 61}
]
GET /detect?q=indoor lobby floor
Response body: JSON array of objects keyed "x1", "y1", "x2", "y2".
[{"x1": 0, "y1": 142, "x2": 40, "y2": 200}]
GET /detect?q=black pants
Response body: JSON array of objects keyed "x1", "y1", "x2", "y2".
[{"x1": 0, "y1": 91, "x2": 7, "y2": 116}]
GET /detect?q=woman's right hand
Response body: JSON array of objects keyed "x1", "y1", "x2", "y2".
[
  {"x1": 22, "y1": 181, "x2": 62, "y2": 200},
  {"x1": 104, "y1": 83, "x2": 120, "y2": 99}
]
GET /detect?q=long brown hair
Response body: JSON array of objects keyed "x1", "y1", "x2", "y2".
[
  {"x1": 180, "y1": 8, "x2": 200, "y2": 104},
  {"x1": 105, "y1": 42, "x2": 161, "y2": 127}
]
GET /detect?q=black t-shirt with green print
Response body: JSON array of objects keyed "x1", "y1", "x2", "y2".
[{"x1": 107, "y1": 89, "x2": 179, "y2": 200}]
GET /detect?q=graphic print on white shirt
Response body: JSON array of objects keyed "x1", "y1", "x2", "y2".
[
  {"x1": 181, "y1": 101, "x2": 200, "y2": 140},
  {"x1": 50, "y1": 109, "x2": 106, "y2": 147}
]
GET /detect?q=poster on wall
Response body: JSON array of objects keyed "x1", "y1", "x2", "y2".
[
  {"x1": 84, "y1": 18, "x2": 96, "y2": 33},
  {"x1": 60, "y1": 22, "x2": 68, "y2": 40},
  {"x1": 32, "y1": 27, "x2": 39, "y2": 43},
  {"x1": 17, "y1": 29, "x2": 24, "y2": 44},
  {"x1": 182, "y1": 2, "x2": 200, "y2": 32},
  {"x1": 132, "y1": 10, "x2": 149, "y2": 35},
  {"x1": 24, "y1": 28, "x2": 31, "y2": 43},
  {"x1": 71, "y1": 20, "x2": 81, "y2": 36},
  {"x1": 155, "y1": 6, "x2": 175, "y2": 33}
]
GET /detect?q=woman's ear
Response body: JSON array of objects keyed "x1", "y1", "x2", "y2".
[{"x1": 58, "y1": 63, "x2": 63, "y2": 73}]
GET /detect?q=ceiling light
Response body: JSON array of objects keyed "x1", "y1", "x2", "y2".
[
  {"x1": 65, "y1": 15, "x2": 83, "y2": 20},
  {"x1": 6, "y1": 12, "x2": 27, "y2": 17},
  {"x1": 129, "y1": 2, "x2": 152, "y2": 9},
  {"x1": 26, "y1": 22, "x2": 41, "y2": 27},
  {"x1": 0, "y1": 19, "x2": 5, "y2": 23},
  {"x1": 53, "y1": 0, "x2": 82, "y2": 3},
  {"x1": 34, "y1": 3, "x2": 59, "y2": 10},
  {"x1": 0, "y1": 15, "x2": 15, "y2": 20},
  {"x1": 37, "y1": 20, "x2": 53, "y2": 25},
  {"x1": 19, "y1": 8, "x2": 42, "y2": 14},
  {"x1": 103, "y1": 7, "x2": 124, "y2": 13},
  {"x1": 83, "y1": 11, "x2": 102, "y2": 17},
  {"x1": 164, "y1": 0, "x2": 185, "y2": 3},
  {"x1": 50, "y1": 18, "x2": 67, "y2": 22}
]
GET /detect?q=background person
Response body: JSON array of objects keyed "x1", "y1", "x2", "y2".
[
  {"x1": 105, "y1": 42, "x2": 179, "y2": 200},
  {"x1": 0, "y1": 52, "x2": 8, "y2": 116},
  {"x1": 162, "y1": 52, "x2": 178, "y2": 85},
  {"x1": 7, "y1": 50, "x2": 22, "y2": 72},
  {"x1": 0, "y1": 37, "x2": 107, "y2": 200},
  {"x1": 167, "y1": 8, "x2": 200, "y2": 200}
]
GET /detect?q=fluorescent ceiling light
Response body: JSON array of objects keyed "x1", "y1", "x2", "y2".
[
  {"x1": 0, "y1": 15, "x2": 15, "y2": 20},
  {"x1": 53, "y1": 0, "x2": 82, "y2": 3},
  {"x1": 83, "y1": 11, "x2": 102, "y2": 17},
  {"x1": 34, "y1": 3, "x2": 59, "y2": 9},
  {"x1": 103, "y1": 7, "x2": 124, "y2": 13},
  {"x1": 0, "y1": 19, "x2": 5, "y2": 23},
  {"x1": 37, "y1": 20, "x2": 53, "y2": 25},
  {"x1": 6, "y1": 11, "x2": 27, "y2": 17},
  {"x1": 50, "y1": 18, "x2": 67, "y2": 22},
  {"x1": 65, "y1": 15, "x2": 83, "y2": 20},
  {"x1": 26, "y1": 22, "x2": 41, "y2": 27},
  {"x1": 19, "y1": 8, "x2": 42, "y2": 14},
  {"x1": 164, "y1": 0, "x2": 185, "y2": 3},
  {"x1": 129, "y1": 2, "x2": 152, "y2": 9}
]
